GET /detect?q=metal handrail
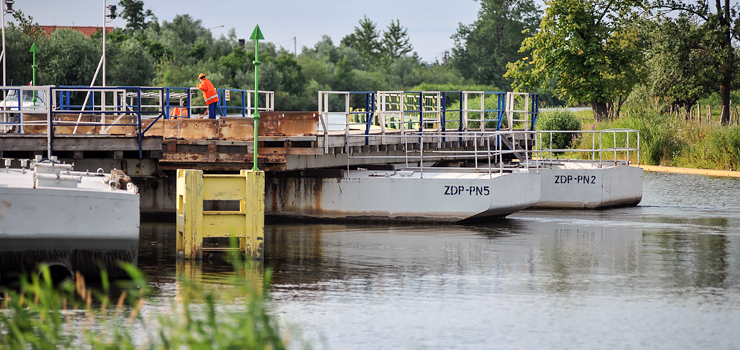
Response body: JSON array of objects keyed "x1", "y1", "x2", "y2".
[
  {"x1": 318, "y1": 91, "x2": 538, "y2": 145},
  {"x1": 533, "y1": 129, "x2": 640, "y2": 165},
  {"x1": 345, "y1": 130, "x2": 540, "y2": 178}
]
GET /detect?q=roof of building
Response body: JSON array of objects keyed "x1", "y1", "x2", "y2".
[{"x1": 38, "y1": 26, "x2": 115, "y2": 38}]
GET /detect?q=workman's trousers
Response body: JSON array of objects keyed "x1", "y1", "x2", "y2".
[{"x1": 207, "y1": 103, "x2": 218, "y2": 119}]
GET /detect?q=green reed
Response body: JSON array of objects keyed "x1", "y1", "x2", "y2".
[{"x1": 0, "y1": 252, "x2": 288, "y2": 350}]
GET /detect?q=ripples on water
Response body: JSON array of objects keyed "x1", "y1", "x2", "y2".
[{"x1": 139, "y1": 171, "x2": 740, "y2": 349}]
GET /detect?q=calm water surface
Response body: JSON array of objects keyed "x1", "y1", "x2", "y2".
[{"x1": 138, "y1": 171, "x2": 740, "y2": 349}]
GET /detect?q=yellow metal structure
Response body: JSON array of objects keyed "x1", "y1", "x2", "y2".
[{"x1": 176, "y1": 169, "x2": 265, "y2": 260}]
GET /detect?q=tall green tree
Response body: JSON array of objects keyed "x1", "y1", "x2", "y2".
[
  {"x1": 381, "y1": 19, "x2": 413, "y2": 60},
  {"x1": 341, "y1": 16, "x2": 381, "y2": 67},
  {"x1": 107, "y1": 39, "x2": 156, "y2": 86},
  {"x1": 118, "y1": 0, "x2": 154, "y2": 33},
  {"x1": 644, "y1": 14, "x2": 720, "y2": 115},
  {"x1": 451, "y1": 0, "x2": 541, "y2": 89},
  {"x1": 40, "y1": 29, "x2": 99, "y2": 86},
  {"x1": 505, "y1": 0, "x2": 646, "y2": 121},
  {"x1": 653, "y1": 0, "x2": 739, "y2": 125}
]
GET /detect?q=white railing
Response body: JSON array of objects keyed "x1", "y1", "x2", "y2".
[
  {"x1": 533, "y1": 129, "x2": 640, "y2": 165},
  {"x1": 0, "y1": 85, "x2": 52, "y2": 134},
  {"x1": 345, "y1": 130, "x2": 538, "y2": 178}
]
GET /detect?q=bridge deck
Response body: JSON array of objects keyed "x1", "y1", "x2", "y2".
[{"x1": 0, "y1": 111, "x2": 531, "y2": 172}]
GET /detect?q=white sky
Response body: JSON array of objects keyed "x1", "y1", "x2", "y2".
[{"x1": 8, "y1": 0, "x2": 493, "y2": 63}]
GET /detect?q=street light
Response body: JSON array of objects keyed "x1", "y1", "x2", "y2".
[
  {"x1": 208, "y1": 25, "x2": 224, "y2": 30},
  {"x1": 2, "y1": 0, "x2": 16, "y2": 87},
  {"x1": 102, "y1": 0, "x2": 116, "y2": 87}
]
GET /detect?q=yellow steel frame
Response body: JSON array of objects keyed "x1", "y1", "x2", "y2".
[{"x1": 176, "y1": 169, "x2": 265, "y2": 260}]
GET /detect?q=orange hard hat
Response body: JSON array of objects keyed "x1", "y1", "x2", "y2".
[{"x1": 198, "y1": 73, "x2": 206, "y2": 79}]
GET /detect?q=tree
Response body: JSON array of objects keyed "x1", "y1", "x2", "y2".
[
  {"x1": 381, "y1": 19, "x2": 413, "y2": 60},
  {"x1": 333, "y1": 55, "x2": 356, "y2": 91},
  {"x1": 158, "y1": 15, "x2": 210, "y2": 62},
  {"x1": 274, "y1": 55, "x2": 307, "y2": 95},
  {"x1": 341, "y1": 16, "x2": 381, "y2": 67},
  {"x1": 451, "y1": 0, "x2": 541, "y2": 89},
  {"x1": 40, "y1": 29, "x2": 99, "y2": 86},
  {"x1": 107, "y1": 39, "x2": 156, "y2": 86},
  {"x1": 644, "y1": 14, "x2": 720, "y2": 115},
  {"x1": 118, "y1": 0, "x2": 154, "y2": 33},
  {"x1": 505, "y1": 0, "x2": 646, "y2": 121},
  {"x1": 5, "y1": 11, "x2": 43, "y2": 86},
  {"x1": 653, "y1": 0, "x2": 738, "y2": 125}
]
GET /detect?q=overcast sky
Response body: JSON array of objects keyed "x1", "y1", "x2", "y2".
[{"x1": 7, "y1": 0, "x2": 497, "y2": 63}]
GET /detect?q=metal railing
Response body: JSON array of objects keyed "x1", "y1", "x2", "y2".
[
  {"x1": 459, "y1": 91, "x2": 506, "y2": 132},
  {"x1": 57, "y1": 86, "x2": 274, "y2": 120},
  {"x1": 318, "y1": 91, "x2": 538, "y2": 149},
  {"x1": 0, "y1": 85, "x2": 51, "y2": 133},
  {"x1": 217, "y1": 88, "x2": 274, "y2": 117},
  {"x1": 2, "y1": 85, "x2": 276, "y2": 158},
  {"x1": 317, "y1": 91, "x2": 377, "y2": 151},
  {"x1": 533, "y1": 129, "x2": 640, "y2": 165},
  {"x1": 345, "y1": 130, "x2": 539, "y2": 178}
]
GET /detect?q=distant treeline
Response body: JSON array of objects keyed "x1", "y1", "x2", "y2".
[{"x1": 6, "y1": 0, "x2": 740, "y2": 123}]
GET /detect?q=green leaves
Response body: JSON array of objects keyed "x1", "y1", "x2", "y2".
[
  {"x1": 451, "y1": 0, "x2": 542, "y2": 88},
  {"x1": 118, "y1": 0, "x2": 154, "y2": 33},
  {"x1": 644, "y1": 13, "x2": 720, "y2": 111},
  {"x1": 341, "y1": 16, "x2": 416, "y2": 70},
  {"x1": 506, "y1": 0, "x2": 646, "y2": 120}
]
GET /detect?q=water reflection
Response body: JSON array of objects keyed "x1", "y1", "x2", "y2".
[
  {"x1": 136, "y1": 172, "x2": 740, "y2": 349},
  {"x1": 644, "y1": 231, "x2": 729, "y2": 289}
]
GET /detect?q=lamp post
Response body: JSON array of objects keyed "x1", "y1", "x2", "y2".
[
  {"x1": 102, "y1": 0, "x2": 116, "y2": 87},
  {"x1": 208, "y1": 25, "x2": 224, "y2": 30},
  {"x1": 2, "y1": 0, "x2": 15, "y2": 87}
]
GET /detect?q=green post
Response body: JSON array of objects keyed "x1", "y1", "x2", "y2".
[
  {"x1": 250, "y1": 25, "x2": 264, "y2": 171},
  {"x1": 29, "y1": 43, "x2": 40, "y2": 105}
]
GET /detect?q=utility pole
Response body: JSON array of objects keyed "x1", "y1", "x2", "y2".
[
  {"x1": 294, "y1": 36, "x2": 296, "y2": 59},
  {"x1": 2, "y1": 0, "x2": 16, "y2": 87}
]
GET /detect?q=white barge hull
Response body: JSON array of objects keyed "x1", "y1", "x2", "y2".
[
  {"x1": 0, "y1": 186, "x2": 140, "y2": 240},
  {"x1": 266, "y1": 170, "x2": 541, "y2": 222},
  {"x1": 534, "y1": 163, "x2": 643, "y2": 208},
  {"x1": 0, "y1": 164, "x2": 140, "y2": 282}
]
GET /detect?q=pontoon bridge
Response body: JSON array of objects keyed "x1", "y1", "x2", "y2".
[{"x1": 0, "y1": 85, "x2": 640, "y2": 213}]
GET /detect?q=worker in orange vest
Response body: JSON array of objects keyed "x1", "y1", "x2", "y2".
[
  {"x1": 197, "y1": 73, "x2": 219, "y2": 119},
  {"x1": 172, "y1": 98, "x2": 189, "y2": 118}
]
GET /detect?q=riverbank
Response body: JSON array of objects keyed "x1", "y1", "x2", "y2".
[
  {"x1": 571, "y1": 108, "x2": 740, "y2": 171},
  {"x1": 637, "y1": 164, "x2": 740, "y2": 178}
]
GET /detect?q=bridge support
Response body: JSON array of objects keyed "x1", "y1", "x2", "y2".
[{"x1": 176, "y1": 169, "x2": 264, "y2": 260}]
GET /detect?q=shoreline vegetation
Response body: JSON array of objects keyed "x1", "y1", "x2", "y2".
[
  {"x1": 540, "y1": 101, "x2": 740, "y2": 173},
  {"x1": 0, "y1": 258, "x2": 291, "y2": 350}
]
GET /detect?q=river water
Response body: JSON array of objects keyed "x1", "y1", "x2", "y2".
[{"x1": 138, "y1": 171, "x2": 740, "y2": 349}]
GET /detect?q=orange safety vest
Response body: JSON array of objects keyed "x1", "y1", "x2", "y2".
[
  {"x1": 172, "y1": 107, "x2": 188, "y2": 117},
  {"x1": 197, "y1": 78, "x2": 219, "y2": 106}
]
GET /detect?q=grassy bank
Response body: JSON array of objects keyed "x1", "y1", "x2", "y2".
[
  {"x1": 595, "y1": 109, "x2": 740, "y2": 171},
  {"x1": 1, "y1": 260, "x2": 289, "y2": 349},
  {"x1": 535, "y1": 107, "x2": 740, "y2": 171}
]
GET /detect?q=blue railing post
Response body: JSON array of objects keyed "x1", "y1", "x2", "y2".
[
  {"x1": 164, "y1": 87, "x2": 170, "y2": 119},
  {"x1": 496, "y1": 92, "x2": 506, "y2": 131},
  {"x1": 530, "y1": 93, "x2": 539, "y2": 131},
  {"x1": 241, "y1": 91, "x2": 246, "y2": 117},
  {"x1": 48, "y1": 87, "x2": 55, "y2": 158},
  {"x1": 137, "y1": 89, "x2": 143, "y2": 159}
]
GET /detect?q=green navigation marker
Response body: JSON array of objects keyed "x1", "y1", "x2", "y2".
[
  {"x1": 29, "y1": 42, "x2": 40, "y2": 105},
  {"x1": 250, "y1": 25, "x2": 264, "y2": 171}
]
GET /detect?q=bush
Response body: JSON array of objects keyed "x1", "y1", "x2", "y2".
[{"x1": 536, "y1": 109, "x2": 582, "y2": 152}]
